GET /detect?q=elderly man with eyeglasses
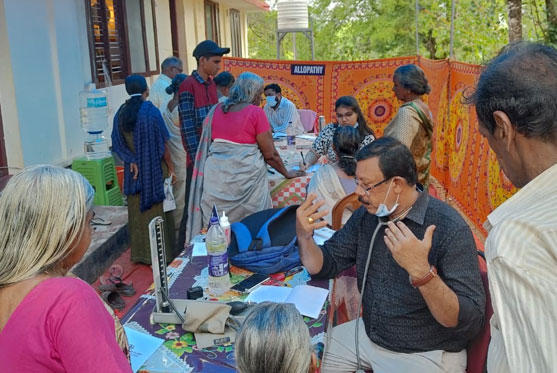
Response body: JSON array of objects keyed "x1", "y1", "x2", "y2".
[{"x1": 296, "y1": 137, "x2": 485, "y2": 373}]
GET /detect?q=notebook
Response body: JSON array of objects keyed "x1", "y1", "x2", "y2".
[{"x1": 245, "y1": 284, "x2": 329, "y2": 319}]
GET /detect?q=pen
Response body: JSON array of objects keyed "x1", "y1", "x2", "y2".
[
  {"x1": 268, "y1": 169, "x2": 276, "y2": 174},
  {"x1": 300, "y1": 151, "x2": 306, "y2": 166}
]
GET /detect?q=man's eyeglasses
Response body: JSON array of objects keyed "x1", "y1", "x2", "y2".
[{"x1": 353, "y1": 177, "x2": 389, "y2": 196}]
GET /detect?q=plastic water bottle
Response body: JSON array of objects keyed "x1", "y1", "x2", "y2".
[
  {"x1": 206, "y1": 212, "x2": 231, "y2": 296},
  {"x1": 219, "y1": 211, "x2": 231, "y2": 246},
  {"x1": 318, "y1": 115, "x2": 326, "y2": 133},
  {"x1": 80, "y1": 84, "x2": 111, "y2": 159},
  {"x1": 286, "y1": 121, "x2": 296, "y2": 164}
]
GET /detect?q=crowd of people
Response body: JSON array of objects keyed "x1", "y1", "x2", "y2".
[{"x1": 0, "y1": 40, "x2": 555, "y2": 372}]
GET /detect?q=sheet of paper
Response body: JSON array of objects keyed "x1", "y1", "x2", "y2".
[
  {"x1": 192, "y1": 241, "x2": 207, "y2": 257},
  {"x1": 313, "y1": 227, "x2": 336, "y2": 245},
  {"x1": 124, "y1": 326, "x2": 165, "y2": 372},
  {"x1": 296, "y1": 134, "x2": 317, "y2": 140},
  {"x1": 286, "y1": 284, "x2": 329, "y2": 319},
  {"x1": 291, "y1": 164, "x2": 321, "y2": 173},
  {"x1": 245, "y1": 284, "x2": 329, "y2": 319},
  {"x1": 245, "y1": 285, "x2": 292, "y2": 303}
]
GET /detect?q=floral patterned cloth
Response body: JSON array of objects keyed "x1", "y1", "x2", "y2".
[{"x1": 122, "y1": 246, "x2": 329, "y2": 372}]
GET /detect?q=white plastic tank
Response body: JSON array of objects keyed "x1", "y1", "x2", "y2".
[
  {"x1": 277, "y1": 0, "x2": 309, "y2": 31},
  {"x1": 79, "y1": 83, "x2": 111, "y2": 159}
]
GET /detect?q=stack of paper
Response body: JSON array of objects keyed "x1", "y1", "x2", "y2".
[{"x1": 245, "y1": 284, "x2": 329, "y2": 319}]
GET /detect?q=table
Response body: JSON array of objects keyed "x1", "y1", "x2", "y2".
[
  {"x1": 122, "y1": 245, "x2": 330, "y2": 372},
  {"x1": 269, "y1": 136, "x2": 316, "y2": 208}
]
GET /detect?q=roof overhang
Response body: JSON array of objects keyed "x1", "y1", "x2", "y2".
[{"x1": 220, "y1": 0, "x2": 269, "y2": 12}]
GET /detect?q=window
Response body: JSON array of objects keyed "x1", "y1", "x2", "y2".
[
  {"x1": 204, "y1": 0, "x2": 220, "y2": 44},
  {"x1": 230, "y1": 9, "x2": 242, "y2": 57},
  {"x1": 86, "y1": 0, "x2": 160, "y2": 86}
]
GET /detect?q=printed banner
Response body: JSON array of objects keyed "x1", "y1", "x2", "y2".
[{"x1": 224, "y1": 57, "x2": 518, "y2": 239}]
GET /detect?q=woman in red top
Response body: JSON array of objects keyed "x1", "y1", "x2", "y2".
[{"x1": 186, "y1": 72, "x2": 304, "y2": 241}]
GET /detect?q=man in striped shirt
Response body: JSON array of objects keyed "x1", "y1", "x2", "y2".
[
  {"x1": 469, "y1": 41, "x2": 557, "y2": 372},
  {"x1": 264, "y1": 83, "x2": 305, "y2": 135},
  {"x1": 177, "y1": 40, "x2": 229, "y2": 249}
]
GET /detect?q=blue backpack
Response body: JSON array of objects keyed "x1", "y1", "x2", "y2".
[{"x1": 227, "y1": 205, "x2": 301, "y2": 275}]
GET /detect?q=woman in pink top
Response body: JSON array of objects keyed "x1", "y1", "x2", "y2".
[
  {"x1": 0, "y1": 165, "x2": 131, "y2": 372},
  {"x1": 186, "y1": 72, "x2": 305, "y2": 240}
]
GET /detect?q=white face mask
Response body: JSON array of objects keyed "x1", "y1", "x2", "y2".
[
  {"x1": 266, "y1": 96, "x2": 276, "y2": 107},
  {"x1": 375, "y1": 179, "x2": 399, "y2": 217}
]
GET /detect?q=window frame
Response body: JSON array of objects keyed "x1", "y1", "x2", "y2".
[
  {"x1": 204, "y1": 0, "x2": 220, "y2": 44},
  {"x1": 230, "y1": 9, "x2": 242, "y2": 57},
  {"x1": 85, "y1": 0, "x2": 160, "y2": 87}
]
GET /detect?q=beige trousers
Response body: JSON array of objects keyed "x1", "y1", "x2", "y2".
[{"x1": 321, "y1": 319, "x2": 467, "y2": 373}]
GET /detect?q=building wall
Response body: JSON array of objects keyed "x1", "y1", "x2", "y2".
[
  {"x1": 0, "y1": 0, "x2": 258, "y2": 168},
  {"x1": 0, "y1": 0, "x2": 92, "y2": 167}
]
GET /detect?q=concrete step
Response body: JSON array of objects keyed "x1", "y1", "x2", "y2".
[{"x1": 71, "y1": 205, "x2": 129, "y2": 283}]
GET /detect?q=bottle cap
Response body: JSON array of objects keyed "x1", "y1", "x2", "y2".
[
  {"x1": 209, "y1": 205, "x2": 220, "y2": 226},
  {"x1": 220, "y1": 211, "x2": 229, "y2": 224}
]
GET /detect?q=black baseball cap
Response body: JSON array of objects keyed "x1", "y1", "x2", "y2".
[{"x1": 193, "y1": 40, "x2": 230, "y2": 58}]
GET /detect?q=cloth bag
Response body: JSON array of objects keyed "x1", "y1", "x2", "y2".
[{"x1": 181, "y1": 301, "x2": 231, "y2": 334}]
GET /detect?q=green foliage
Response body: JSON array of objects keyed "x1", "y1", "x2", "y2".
[{"x1": 247, "y1": 0, "x2": 555, "y2": 63}]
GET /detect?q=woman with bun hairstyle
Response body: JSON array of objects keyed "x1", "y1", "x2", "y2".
[
  {"x1": 384, "y1": 64, "x2": 434, "y2": 187},
  {"x1": 307, "y1": 125, "x2": 360, "y2": 225}
]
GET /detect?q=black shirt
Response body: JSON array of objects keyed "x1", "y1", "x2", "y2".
[{"x1": 314, "y1": 192, "x2": 486, "y2": 353}]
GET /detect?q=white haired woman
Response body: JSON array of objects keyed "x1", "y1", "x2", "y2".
[
  {"x1": 186, "y1": 72, "x2": 304, "y2": 242},
  {"x1": 235, "y1": 302, "x2": 317, "y2": 373},
  {"x1": 0, "y1": 165, "x2": 131, "y2": 371}
]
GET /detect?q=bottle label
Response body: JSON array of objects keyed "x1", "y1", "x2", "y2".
[
  {"x1": 286, "y1": 135, "x2": 296, "y2": 146},
  {"x1": 87, "y1": 97, "x2": 107, "y2": 108},
  {"x1": 209, "y1": 252, "x2": 229, "y2": 277}
]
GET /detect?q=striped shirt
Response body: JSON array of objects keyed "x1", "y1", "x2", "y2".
[
  {"x1": 178, "y1": 71, "x2": 218, "y2": 167},
  {"x1": 484, "y1": 163, "x2": 557, "y2": 373},
  {"x1": 264, "y1": 97, "x2": 305, "y2": 134}
]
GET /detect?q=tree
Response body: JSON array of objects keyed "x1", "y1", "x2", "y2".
[
  {"x1": 248, "y1": 0, "x2": 551, "y2": 63},
  {"x1": 545, "y1": 0, "x2": 557, "y2": 44},
  {"x1": 508, "y1": 0, "x2": 523, "y2": 41}
]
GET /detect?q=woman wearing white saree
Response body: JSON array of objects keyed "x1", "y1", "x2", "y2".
[
  {"x1": 161, "y1": 74, "x2": 188, "y2": 235},
  {"x1": 186, "y1": 72, "x2": 304, "y2": 243},
  {"x1": 307, "y1": 125, "x2": 361, "y2": 225}
]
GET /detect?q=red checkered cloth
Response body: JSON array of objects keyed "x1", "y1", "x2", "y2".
[{"x1": 269, "y1": 175, "x2": 312, "y2": 207}]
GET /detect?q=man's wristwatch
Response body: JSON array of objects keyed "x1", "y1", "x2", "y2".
[{"x1": 410, "y1": 265, "x2": 437, "y2": 288}]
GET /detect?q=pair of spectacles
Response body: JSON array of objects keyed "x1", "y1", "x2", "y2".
[{"x1": 353, "y1": 177, "x2": 389, "y2": 196}]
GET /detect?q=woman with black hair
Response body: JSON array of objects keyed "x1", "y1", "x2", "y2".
[
  {"x1": 384, "y1": 64, "x2": 434, "y2": 187},
  {"x1": 307, "y1": 125, "x2": 360, "y2": 225},
  {"x1": 111, "y1": 74, "x2": 177, "y2": 264},
  {"x1": 300, "y1": 96, "x2": 375, "y2": 170}
]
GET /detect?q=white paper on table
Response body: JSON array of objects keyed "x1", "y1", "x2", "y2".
[
  {"x1": 245, "y1": 284, "x2": 329, "y2": 319},
  {"x1": 192, "y1": 241, "x2": 207, "y2": 257},
  {"x1": 313, "y1": 227, "x2": 336, "y2": 245},
  {"x1": 296, "y1": 134, "x2": 317, "y2": 140},
  {"x1": 123, "y1": 326, "x2": 165, "y2": 372},
  {"x1": 291, "y1": 164, "x2": 321, "y2": 173}
]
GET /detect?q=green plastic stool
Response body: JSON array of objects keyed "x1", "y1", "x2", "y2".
[{"x1": 72, "y1": 156, "x2": 124, "y2": 206}]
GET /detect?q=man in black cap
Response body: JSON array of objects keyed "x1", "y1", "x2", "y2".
[{"x1": 177, "y1": 40, "x2": 230, "y2": 249}]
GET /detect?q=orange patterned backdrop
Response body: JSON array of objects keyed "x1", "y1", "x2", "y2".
[{"x1": 224, "y1": 57, "x2": 518, "y2": 239}]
